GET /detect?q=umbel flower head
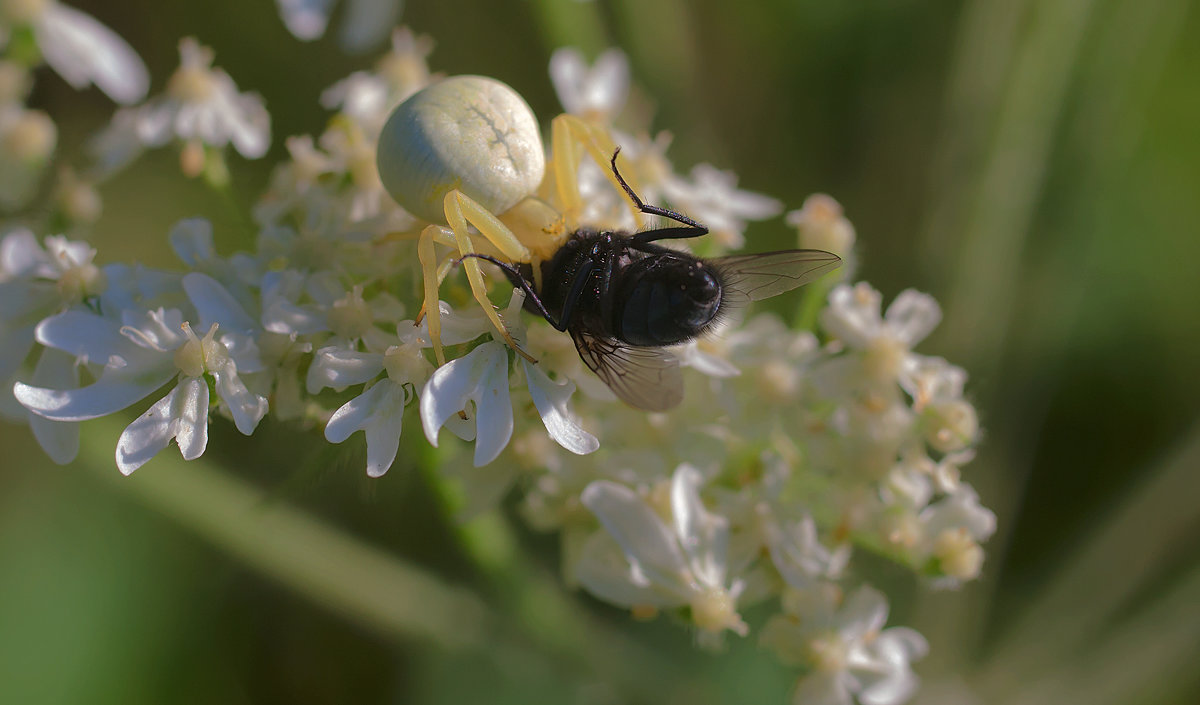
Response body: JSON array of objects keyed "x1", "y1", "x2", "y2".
[
  {"x1": 3, "y1": 30, "x2": 995, "y2": 705},
  {"x1": 90, "y1": 38, "x2": 270, "y2": 179}
]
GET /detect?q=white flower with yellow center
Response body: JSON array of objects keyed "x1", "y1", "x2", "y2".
[
  {"x1": 577, "y1": 464, "x2": 750, "y2": 646},
  {"x1": 13, "y1": 305, "x2": 267, "y2": 474},
  {"x1": 93, "y1": 38, "x2": 270, "y2": 176},
  {"x1": 309, "y1": 319, "x2": 433, "y2": 477},
  {"x1": 819, "y1": 282, "x2": 942, "y2": 392},
  {"x1": 549, "y1": 48, "x2": 630, "y2": 122},
  {"x1": 420, "y1": 291, "x2": 598, "y2": 467},
  {"x1": 762, "y1": 585, "x2": 929, "y2": 705},
  {"x1": 322, "y1": 27, "x2": 436, "y2": 136},
  {"x1": 917, "y1": 484, "x2": 996, "y2": 586},
  {"x1": 1, "y1": 230, "x2": 106, "y2": 400}
]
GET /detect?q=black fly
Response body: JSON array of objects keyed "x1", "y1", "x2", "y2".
[{"x1": 459, "y1": 150, "x2": 841, "y2": 411}]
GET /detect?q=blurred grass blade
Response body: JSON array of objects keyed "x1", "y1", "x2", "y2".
[
  {"x1": 82, "y1": 417, "x2": 489, "y2": 651},
  {"x1": 1000, "y1": 564, "x2": 1200, "y2": 705},
  {"x1": 529, "y1": 0, "x2": 609, "y2": 56},
  {"x1": 937, "y1": 0, "x2": 1096, "y2": 365},
  {"x1": 977, "y1": 419, "x2": 1200, "y2": 696}
]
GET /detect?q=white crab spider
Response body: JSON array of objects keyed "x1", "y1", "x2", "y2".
[{"x1": 375, "y1": 75, "x2": 644, "y2": 365}]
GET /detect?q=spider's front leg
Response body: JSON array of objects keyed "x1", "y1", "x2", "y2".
[
  {"x1": 550, "y1": 114, "x2": 646, "y2": 228},
  {"x1": 419, "y1": 190, "x2": 539, "y2": 365}
]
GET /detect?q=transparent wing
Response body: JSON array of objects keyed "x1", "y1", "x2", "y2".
[
  {"x1": 571, "y1": 330, "x2": 684, "y2": 412},
  {"x1": 714, "y1": 249, "x2": 841, "y2": 305}
]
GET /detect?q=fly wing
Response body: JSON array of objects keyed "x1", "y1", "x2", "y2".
[
  {"x1": 570, "y1": 330, "x2": 684, "y2": 411},
  {"x1": 714, "y1": 249, "x2": 841, "y2": 305}
]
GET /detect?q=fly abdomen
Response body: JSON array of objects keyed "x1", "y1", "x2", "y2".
[{"x1": 614, "y1": 255, "x2": 722, "y2": 346}]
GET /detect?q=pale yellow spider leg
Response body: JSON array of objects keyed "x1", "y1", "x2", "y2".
[
  {"x1": 443, "y1": 191, "x2": 538, "y2": 364},
  {"x1": 417, "y1": 225, "x2": 448, "y2": 365},
  {"x1": 551, "y1": 114, "x2": 584, "y2": 220},
  {"x1": 550, "y1": 114, "x2": 646, "y2": 228},
  {"x1": 413, "y1": 247, "x2": 459, "y2": 325}
]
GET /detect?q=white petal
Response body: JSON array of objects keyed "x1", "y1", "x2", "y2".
[
  {"x1": 436, "y1": 302, "x2": 492, "y2": 345},
  {"x1": 325, "y1": 383, "x2": 380, "y2": 443},
  {"x1": 119, "y1": 307, "x2": 188, "y2": 352},
  {"x1": 276, "y1": 0, "x2": 336, "y2": 40},
  {"x1": 858, "y1": 672, "x2": 918, "y2": 705},
  {"x1": 585, "y1": 50, "x2": 631, "y2": 116},
  {"x1": 678, "y1": 342, "x2": 741, "y2": 378},
  {"x1": 263, "y1": 300, "x2": 326, "y2": 336},
  {"x1": 885, "y1": 289, "x2": 941, "y2": 346},
  {"x1": 574, "y1": 530, "x2": 676, "y2": 608},
  {"x1": 821, "y1": 283, "x2": 882, "y2": 349},
  {"x1": 765, "y1": 511, "x2": 843, "y2": 589},
  {"x1": 88, "y1": 107, "x2": 146, "y2": 175},
  {"x1": 670, "y1": 464, "x2": 728, "y2": 588},
  {"x1": 168, "y1": 218, "x2": 215, "y2": 267},
  {"x1": 212, "y1": 365, "x2": 267, "y2": 435},
  {"x1": 362, "y1": 383, "x2": 408, "y2": 477},
  {"x1": 36, "y1": 5, "x2": 149, "y2": 104},
  {"x1": 173, "y1": 377, "x2": 210, "y2": 459},
  {"x1": 15, "y1": 364, "x2": 175, "y2": 422},
  {"x1": 306, "y1": 346, "x2": 383, "y2": 393},
  {"x1": 227, "y1": 93, "x2": 271, "y2": 159},
  {"x1": 337, "y1": 0, "x2": 402, "y2": 52},
  {"x1": 581, "y1": 480, "x2": 691, "y2": 600},
  {"x1": 920, "y1": 484, "x2": 996, "y2": 541},
  {"x1": 0, "y1": 228, "x2": 45, "y2": 276},
  {"x1": 115, "y1": 379, "x2": 209, "y2": 474},
  {"x1": 325, "y1": 380, "x2": 409, "y2": 476},
  {"x1": 182, "y1": 272, "x2": 259, "y2": 336},
  {"x1": 34, "y1": 310, "x2": 132, "y2": 363},
  {"x1": 420, "y1": 341, "x2": 510, "y2": 464},
  {"x1": 838, "y1": 586, "x2": 890, "y2": 641},
  {"x1": 470, "y1": 346, "x2": 512, "y2": 467},
  {"x1": 522, "y1": 360, "x2": 598, "y2": 455},
  {"x1": 116, "y1": 387, "x2": 178, "y2": 474},
  {"x1": 549, "y1": 49, "x2": 587, "y2": 114},
  {"x1": 28, "y1": 348, "x2": 80, "y2": 465},
  {"x1": 875, "y1": 627, "x2": 929, "y2": 665}
]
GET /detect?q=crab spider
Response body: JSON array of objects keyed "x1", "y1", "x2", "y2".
[{"x1": 377, "y1": 75, "x2": 644, "y2": 365}]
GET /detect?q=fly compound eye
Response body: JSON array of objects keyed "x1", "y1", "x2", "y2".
[{"x1": 376, "y1": 75, "x2": 546, "y2": 223}]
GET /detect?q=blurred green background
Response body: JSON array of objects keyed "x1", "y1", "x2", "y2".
[{"x1": 2, "y1": 0, "x2": 1198, "y2": 703}]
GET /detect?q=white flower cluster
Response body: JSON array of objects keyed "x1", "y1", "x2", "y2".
[{"x1": 1, "y1": 27, "x2": 996, "y2": 705}]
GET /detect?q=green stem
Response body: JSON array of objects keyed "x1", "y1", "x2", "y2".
[{"x1": 792, "y1": 273, "x2": 835, "y2": 332}]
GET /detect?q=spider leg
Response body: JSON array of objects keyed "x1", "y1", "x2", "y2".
[
  {"x1": 417, "y1": 225, "x2": 450, "y2": 365},
  {"x1": 413, "y1": 246, "x2": 458, "y2": 325},
  {"x1": 443, "y1": 190, "x2": 537, "y2": 363},
  {"x1": 551, "y1": 114, "x2": 645, "y2": 228},
  {"x1": 416, "y1": 222, "x2": 512, "y2": 364}
]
